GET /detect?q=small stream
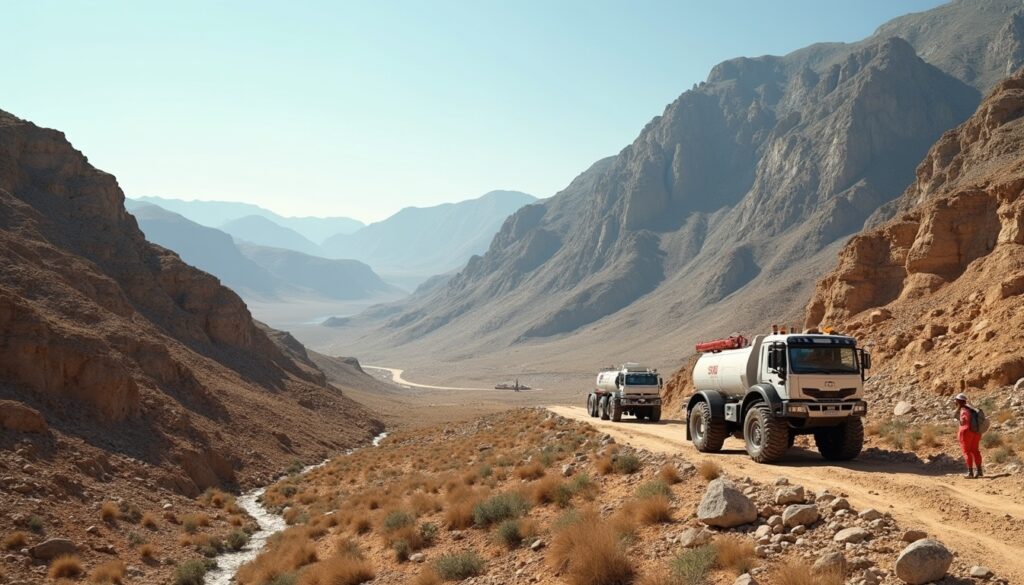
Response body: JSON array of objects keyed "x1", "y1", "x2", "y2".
[{"x1": 203, "y1": 430, "x2": 388, "y2": 584}]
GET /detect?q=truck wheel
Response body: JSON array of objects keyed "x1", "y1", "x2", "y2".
[
  {"x1": 689, "y1": 401, "x2": 726, "y2": 452},
  {"x1": 649, "y1": 406, "x2": 662, "y2": 423},
  {"x1": 611, "y1": 399, "x2": 623, "y2": 422},
  {"x1": 587, "y1": 394, "x2": 597, "y2": 417},
  {"x1": 814, "y1": 417, "x2": 864, "y2": 461},
  {"x1": 743, "y1": 403, "x2": 789, "y2": 464},
  {"x1": 788, "y1": 432, "x2": 796, "y2": 449},
  {"x1": 599, "y1": 396, "x2": 610, "y2": 420}
]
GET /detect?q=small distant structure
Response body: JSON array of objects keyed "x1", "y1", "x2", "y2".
[{"x1": 495, "y1": 378, "x2": 531, "y2": 391}]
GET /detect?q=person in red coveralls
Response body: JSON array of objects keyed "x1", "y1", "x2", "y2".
[{"x1": 954, "y1": 393, "x2": 983, "y2": 478}]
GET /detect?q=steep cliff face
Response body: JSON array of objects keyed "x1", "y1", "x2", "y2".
[
  {"x1": 0, "y1": 110, "x2": 380, "y2": 495},
  {"x1": 350, "y1": 35, "x2": 978, "y2": 370},
  {"x1": 806, "y1": 70, "x2": 1024, "y2": 392}
]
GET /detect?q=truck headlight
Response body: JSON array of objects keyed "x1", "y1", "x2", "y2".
[{"x1": 853, "y1": 404, "x2": 866, "y2": 412}]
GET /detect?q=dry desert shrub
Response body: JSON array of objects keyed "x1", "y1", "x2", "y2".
[
  {"x1": 100, "y1": 501, "x2": 121, "y2": 522},
  {"x1": 410, "y1": 492, "x2": 441, "y2": 515},
  {"x1": 595, "y1": 456, "x2": 614, "y2": 475},
  {"x1": 2, "y1": 531, "x2": 28, "y2": 550},
  {"x1": 138, "y1": 543, "x2": 157, "y2": 559},
  {"x1": 635, "y1": 571, "x2": 676, "y2": 585},
  {"x1": 774, "y1": 559, "x2": 843, "y2": 585},
  {"x1": 658, "y1": 464, "x2": 682, "y2": 484},
  {"x1": 412, "y1": 567, "x2": 443, "y2": 585},
  {"x1": 515, "y1": 461, "x2": 546, "y2": 480},
  {"x1": 697, "y1": 460, "x2": 721, "y2": 481},
  {"x1": 633, "y1": 496, "x2": 673, "y2": 525},
  {"x1": 434, "y1": 551, "x2": 486, "y2": 580},
  {"x1": 48, "y1": 554, "x2": 83, "y2": 579},
  {"x1": 530, "y1": 475, "x2": 570, "y2": 506},
  {"x1": 88, "y1": 559, "x2": 125, "y2": 584},
  {"x1": 140, "y1": 511, "x2": 159, "y2": 529},
  {"x1": 236, "y1": 527, "x2": 318, "y2": 584},
  {"x1": 444, "y1": 500, "x2": 476, "y2": 530},
  {"x1": 549, "y1": 517, "x2": 633, "y2": 585},
  {"x1": 297, "y1": 554, "x2": 374, "y2": 585},
  {"x1": 713, "y1": 536, "x2": 756, "y2": 574}
]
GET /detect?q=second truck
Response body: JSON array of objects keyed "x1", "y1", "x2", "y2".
[
  {"x1": 587, "y1": 363, "x2": 663, "y2": 422},
  {"x1": 686, "y1": 329, "x2": 871, "y2": 463}
]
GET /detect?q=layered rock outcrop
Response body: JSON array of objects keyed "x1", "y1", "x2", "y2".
[
  {"x1": 807, "y1": 69, "x2": 1024, "y2": 391},
  {"x1": 0, "y1": 110, "x2": 379, "y2": 494}
]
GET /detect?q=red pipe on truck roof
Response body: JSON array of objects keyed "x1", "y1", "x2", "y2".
[{"x1": 695, "y1": 335, "x2": 748, "y2": 353}]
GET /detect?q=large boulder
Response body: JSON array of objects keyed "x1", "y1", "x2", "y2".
[
  {"x1": 697, "y1": 479, "x2": 758, "y2": 528},
  {"x1": 29, "y1": 538, "x2": 77, "y2": 560},
  {"x1": 813, "y1": 551, "x2": 847, "y2": 576},
  {"x1": 894, "y1": 539, "x2": 953, "y2": 584},
  {"x1": 782, "y1": 504, "x2": 819, "y2": 528},
  {"x1": 0, "y1": 400, "x2": 48, "y2": 433}
]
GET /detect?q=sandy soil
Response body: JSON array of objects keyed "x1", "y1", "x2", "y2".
[{"x1": 549, "y1": 405, "x2": 1024, "y2": 583}]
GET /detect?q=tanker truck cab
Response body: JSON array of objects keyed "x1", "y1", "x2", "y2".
[
  {"x1": 686, "y1": 332, "x2": 870, "y2": 463},
  {"x1": 587, "y1": 364, "x2": 663, "y2": 423}
]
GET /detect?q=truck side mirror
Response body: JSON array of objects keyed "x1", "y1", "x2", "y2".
[
  {"x1": 861, "y1": 351, "x2": 872, "y2": 370},
  {"x1": 768, "y1": 344, "x2": 787, "y2": 378}
]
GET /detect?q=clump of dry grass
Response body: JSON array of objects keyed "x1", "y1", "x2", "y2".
[
  {"x1": 138, "y1": 543, "x2": 158, "y2": 559},
  {"x1": 48, "y1": 554, "x2": 83, "y2": 579},
  {"x1": 633, "y1": 496, "x2": 673, "y2": 525},
  {"x1": 89, "y1": 559, "x2": 125, "y2": 583},
  {"x1": 713, "y1": 536, "x2": 756, "y2": 575},
  {"x1": 297, "y1": 554, "x2": 375, "y2": 585},
  {"x1": 531, "y1": 475, "x2": 570, "y2": 506},
  {"x1": 444, "y1": 500, "x2": 476, "y2": 530},
  {"x1": 2, "y1": 531, "x2": 29, "y2": 550},
  {"x1": 595, "y1": 456, "x2": 614, "y2": 475},
  {"x1": 697, "y1": 460, "x2": 721, "y2": 481},
  {"x1": 515, "y1": 461, "x2": 546, "y2": 480},
  {"x1": 773, "y1": 560, "x2": 843, "y2": 585},
  {"x1": 236, "y1": 527, "x2": 318, "y2": 584},
  {"x1": 140, "y1": 511, "x2": 159, "y2": 529},
  {"x1": 412, "y1": 567, "x2": 442, "y2": 585},
  {"x1": 658, "y1": 465, "x2": 682, "y2": 484},
  {"x1": 635, "y1": 571, "x2": 676, "y2": 585},
  {"x1": 100, "y1": 501, "x2": 121, "y2": 522},
  {"x1": 550, "y1": 511, "x2": 633, "y2": 585}
]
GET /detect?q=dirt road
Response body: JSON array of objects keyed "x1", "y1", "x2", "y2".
[
  {"x1": 363, "y1": 366, "x2": 495, "y2": 391},
  {"x1": 549, "y1": 405, "x2": 1024, "y2": 582}
]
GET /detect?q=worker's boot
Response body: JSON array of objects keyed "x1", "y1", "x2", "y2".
[
  {"x1": 975, "y1": 465, "x2": 983, "y2": 478},
  {"x1": 963, "y1": 468, "x2": 975, "y2": 479}
]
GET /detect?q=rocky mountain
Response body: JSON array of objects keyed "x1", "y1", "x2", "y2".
[
  {"x1": 337, "y1": 4, "x2": 1014, "y2": 373},
  {"x1": 806, "y1": 68, "x2": 1024, "y2": 394},
  {"x1": 131, "y1": 195, "x2": 365, "y2": 243},
  {"x1": 220, "y1": 214, "x2": 322, "y2": 256},
  {"x1": 320, "y1": 190, "x2": 537, "y2": 286},
  {"x1": 0, "y1": 108, "x2": 382, "y2": 499},
  {"x1": 128, "y1": 202, "x2": 397, "y2": 301}
]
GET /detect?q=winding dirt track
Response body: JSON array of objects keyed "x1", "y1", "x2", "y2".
[
  {"x1": 363, "y1": 366, "x2": 494, "y2": 391},
  {"x1": 549, "y1": 405, "x2": 1024, "y2": 582}
]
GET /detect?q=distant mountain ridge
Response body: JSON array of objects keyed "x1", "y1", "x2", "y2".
[
  {"x1": 329, "y1": 0, "x2": 1022, "y2": 374},
  {"x1": 132, "y1": 196, "x2": 365, "y2": 243},
  {"x1": 320, "y1": 190, "x2": 537, "y2": 283},
  {"x1": 220, "y1": 214, "x2": 322, "y2": 256},
  {"x1": 126, "y1": 201, "x2": 398, "y2": 301}
]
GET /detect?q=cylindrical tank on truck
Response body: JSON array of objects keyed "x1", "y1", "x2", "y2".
[
  {"x1": 685, "y1": 331, "x2": 871, "y2": 463},
  {"x1": 586, "y1": 363, "x2": 663, "y2": 422}
]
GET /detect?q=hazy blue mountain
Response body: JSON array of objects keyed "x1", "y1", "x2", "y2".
[
  {"x1": 127, "y1": 201, "x2": 395, "y2": 301},
  {"x1": 321, "y1": 190, "x2": 536, "y2": 284},
  {"x1": 219, "y1": 215, "x2": 322, "y2": 255},
  {"x1": 131, "y1": 196, "x2": 364, "y2": 242}
]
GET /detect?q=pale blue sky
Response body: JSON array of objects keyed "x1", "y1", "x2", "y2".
[{"x1": 4, "y1": 1, "x2": 944, "y2": 222}]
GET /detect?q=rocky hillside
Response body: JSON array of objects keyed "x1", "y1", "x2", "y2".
[
  {"x1": 806, "y1": 67, "x2": 1024, "y2": 394},
  {"x1": 334, "y1": 2, "x2": 1024, "y2": 375}
]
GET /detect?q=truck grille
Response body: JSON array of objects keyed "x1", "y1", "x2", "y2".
[{"x1": 802, "y1": 387, "x2": 857, "y2": 399}]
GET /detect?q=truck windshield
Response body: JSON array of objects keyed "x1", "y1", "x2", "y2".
[
  {"x1": 624, "y1": 373, "x2": 659, "y2": 386},
  {"x1": 788, "y1": 346, "x2": 859, "y2": 374}
]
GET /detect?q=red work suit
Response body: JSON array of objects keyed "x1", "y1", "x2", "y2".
[{"x1": 958, "y1": 406, "x2": 982, "y2": 469}]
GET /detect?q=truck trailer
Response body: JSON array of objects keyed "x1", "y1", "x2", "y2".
[
  {"x1": 587, "y1": 363, "x2": 663, "y2": 422},
  {"x1": 686, "y1": 330, "x2": 871, "y2": 463}
]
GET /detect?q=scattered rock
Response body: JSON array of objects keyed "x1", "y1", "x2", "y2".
[
  {"x1": 830, "y1": 497, "x2": 851, "y2": 511},
  {"x1": 869, "y1": 309, "x2": 892, "y2": 324},
  {"x1": 1015, "y1": 378, "x2": 1024, "y2": 393},
  {"x1": 697, "y1": 479, "x2": 758, "y2": 528},
  {"x1": 0, "y1": 401, "x2": 48, "y2": 434},
  {"x1": 813, "y1": 551, "x2": 847, "y2": 576},
  {"x1": 894, "y1": 539, "x2": 952, "y2": 584},
  {"x1": 834, "y1": 527, "x2": 870, "y2": 544},
  {"x1": 782, "y1": 504, "x2": 819, "y2": 528},
  {"x1": 530, "y1": 539, "x2": 545, "y2": 551},
  {"x1": 561, "y1": 464, "x2": 575, "y2": 477},
  {"x1": 29, "y1": 538, "x2": 76, "y2": 560},
  {"x1": 733, "y1": 574, "x2": 758, "y2": 585},
  {"x1": 969, "y1": 566, "x2": 994, "y2": 580},
  {"x1": 678, "y1": 527, "x2": 714, "y2": 548},
  {"x1": 774, "y1": 485, "x2": 805, "y2": 505},
  {"x1": 858, "y1": 508, "x2": 883, "y2": 521},
  {"x1": 409, "y1": 553, "x2": 425, "y2": 563},
  {"x1": 893, "y1": 401, "x2": 915, "y2": 417}
]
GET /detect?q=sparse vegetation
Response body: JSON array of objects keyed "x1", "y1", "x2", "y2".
[
  {"x1": 773, "y1": 559, "x2": 843, "y2": 585},
  {"x1": 27, "y1": 515, "x2": 45, "y2": 533},
  {"x1": 472, "y1": 492, "x2": 529, "y2": 526},
  {"x1": 227, "y1": 530, "x2": 250, "y2": 551},
  {"x1": 495, "y1": 519, "x2": 524, "y2": 548},
  {"x1": 88, "y1": 560, "x2": 126, "y2": 584},
  {"x1": 141, "y1": 511, "x2": 160, "y2": 529},
  {"x1": 636, "y1": 479, "x2": 672, "y2": 499},
  {"x1": 2, "y1": 531, "x2": 28, "y2": 550},
  {"x1": 48, "y1": 554, "x2": 83, "y2": 579},
  {"x1": 982, "y1": 431, "x2": 1003, "y2": 449},
  {"x1": 713, "y1": 536, "x2": 756, "y2": 574},
  {"x1": 658, "y1": 464, "x2": 682, "y2": 484},
  {"x1": 139, "y1": 543, "x2": 157, "y2": 559},
  {"x1": 174, "y1": 559, "x2": 208, "y2": 585},
  {"x1": 697, "y1": 460, "x2": 721, "y2": 481},
  {"x1": 612, "y1": 453, "x2": 642, "y2": 474},
  {"x1": 100, "y1": 501, "x2": 121, "y2": 522},
  {"x1": 670, "y1": 545, "x2": 716, "y2": 585},
  {"x1": 434, "y1": 551, "x2": 485, "y2": 580},
  {"x1": 550, "y1": 515, "x2": 634, "y2": 585},
  {"x1": 297, "y1": 554, "x2": 374, "y2": 585}
]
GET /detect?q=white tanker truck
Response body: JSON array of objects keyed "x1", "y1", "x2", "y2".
[
  {"x1": 586, "y1": 363, "x2": 662, "y2": 422},
  {"x1": 686, "y1": 329, "x2": 871, "y2": 463}
]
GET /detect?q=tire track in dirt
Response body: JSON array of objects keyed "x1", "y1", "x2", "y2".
[{"x1": 549, "y1": 405, "x2": 1024, "y2": 583}]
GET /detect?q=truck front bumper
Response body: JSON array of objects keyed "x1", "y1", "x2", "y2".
[
  {"x1": 619, "y1": 397, "x2": 661, "y2": 407},
  {"x1": 781, "y1": 400, "x2": 867, "y2": 419}
]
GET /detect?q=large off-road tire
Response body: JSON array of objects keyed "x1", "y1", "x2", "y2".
[
  {"x1": 788, "y1": 432, "x2": 797, "y2": 449},
  {"x1": 611, "y1": 398, "x2": 623, "y2": 422},
  {"x1": 649, "y1": 406, "x2": 662, "y2": 423},
  {"x1": 743, "y1": 403, "x2": 790, "y2": 464},
  {"x1": 586, "y1": 394, "x2": 597, "y2": 418},
  {"x1": 688, "y1": 401, "x2": 727, "y2": 453},
  {"x1": 814, "y1": 417, "x2": 864, "y2": 461},
  {"x1": 599, "y1": 396, "x2": 610, "y2": 420}
]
